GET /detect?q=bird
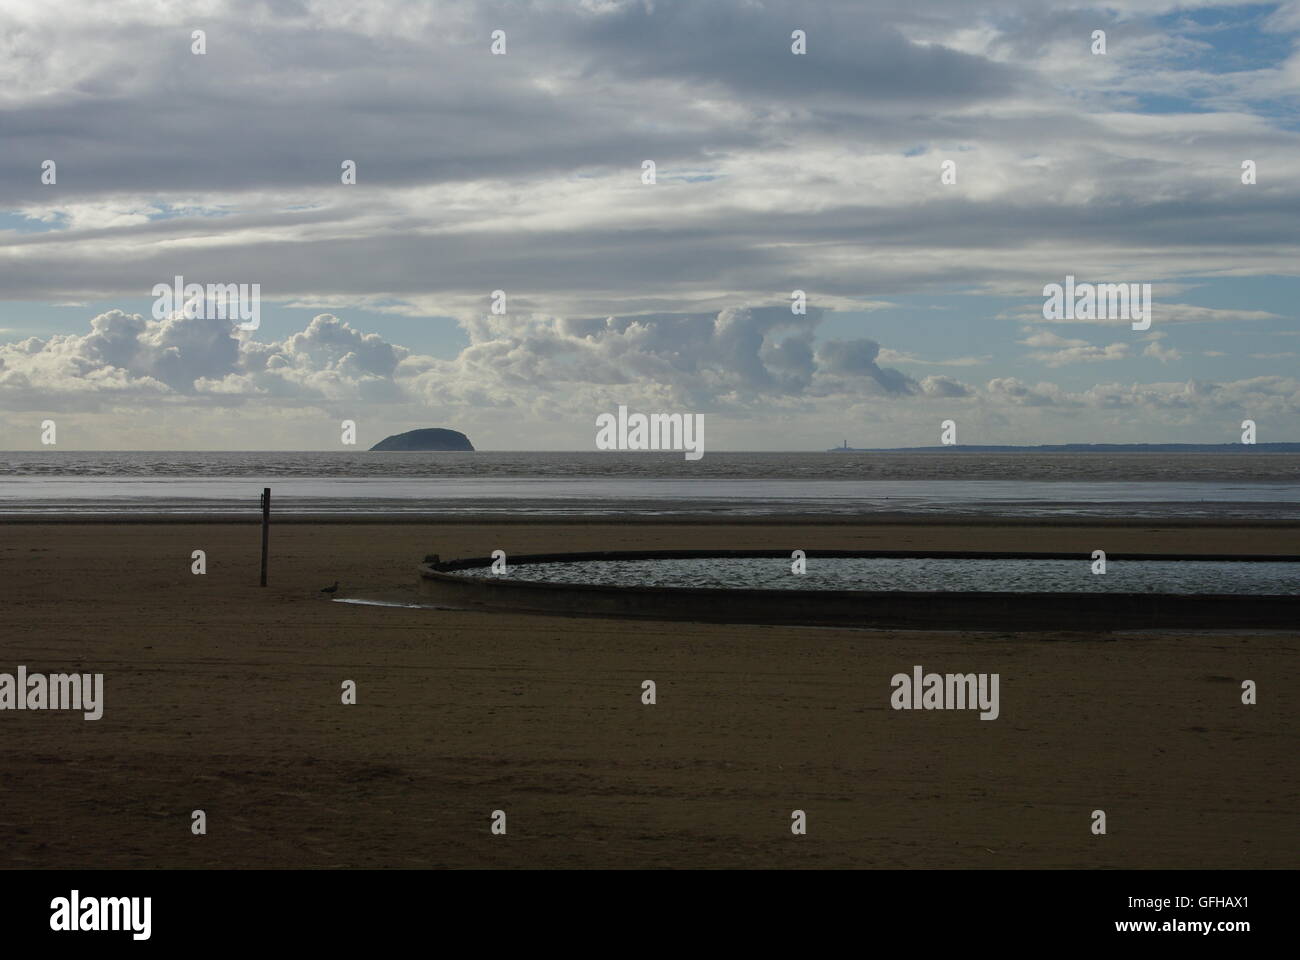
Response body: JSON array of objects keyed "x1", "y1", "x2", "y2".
[{"x1": 320, "y1": 581, "x2": 339, "y2": 595}]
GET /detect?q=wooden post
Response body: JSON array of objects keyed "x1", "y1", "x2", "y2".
[{"x1": 260, "y1": 487, "x2": 270, "y2": 587}]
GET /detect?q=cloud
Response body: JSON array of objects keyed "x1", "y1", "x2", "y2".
[
  {"x1": 920, "y1": 375, "x2": 971, "y2": 398},
  {"x1": 1143, "y1": 340, "x2": 1182, "y2": 363},
  {"x1": 1020, "y1": 329, "x2": 1130, "y2": 366},
  {"x1": 815, "y1": 338, "x2": 915, "y2": 394},
  {"x1": 878, "y1": 349, "x2": 992, "y2": 367},
  {"x1": 985, "y1": 377, "x2": 1061, "y2": 406},
  {"x1": 3, "y1": 306, "x2": 1298, "y2": 445},
  {"x1": 0, "y1": 307, "x2": 908, "y2": 412},
  {"x1": 0, "y1": 310, "x2": 408, "y2": 407},
  {"x1": 1078, "y1": 376, "x2": 1300, "y2": 419},
  {"x1": 1, "y1": 0, "x2": 1297, "y2": 320}
]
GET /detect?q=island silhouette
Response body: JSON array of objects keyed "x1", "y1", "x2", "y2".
[{"x1": 369, "y1": 428, "x2": 475, "y2": 451}]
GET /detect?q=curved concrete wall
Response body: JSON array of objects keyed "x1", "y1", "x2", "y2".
[{"x1": 418, "y1": 550, "x2": 1300, "y2": 630}]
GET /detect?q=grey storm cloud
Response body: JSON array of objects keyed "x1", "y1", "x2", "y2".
[
  {"x1": 816, "y1": 338, "x2": 915, "y2": 394},
  {"x1": 570, "y1": 0, "x2": 1028, "y2": 102},
  {"x1": 0, "y1": 1, "x2": 1026, "y2": 198}
]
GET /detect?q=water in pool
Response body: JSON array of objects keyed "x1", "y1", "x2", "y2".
[{"x1": 451, "y1": 556, "x2": 1299, "y2": 594}]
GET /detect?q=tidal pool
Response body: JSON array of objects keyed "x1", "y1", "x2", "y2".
[{"x1": 450, "y1": 556, "x2": 1299, "y2": 595}]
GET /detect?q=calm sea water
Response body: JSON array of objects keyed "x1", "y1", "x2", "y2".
[
  {"x1": 1, "y1": 451, "x2": 1298, "y2": 519},
  {"x1": 452, "y1": 556, "x2": 1300, "y2": 595}
]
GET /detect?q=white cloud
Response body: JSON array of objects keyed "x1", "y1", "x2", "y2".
[
  {"x1": 1143, "y1": 340, "x2": 1182, "y2": 363},
  {"x1": 1020, "y1": 329, "x2": 1131, "y2": 366},
  {"x1": 3, "y1": 307, "x2": 1297, "y2": 446}
]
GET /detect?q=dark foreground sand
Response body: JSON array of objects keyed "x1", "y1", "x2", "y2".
[{"x1": 1, "y1": 521, "x2": 1296, "y2": 869}]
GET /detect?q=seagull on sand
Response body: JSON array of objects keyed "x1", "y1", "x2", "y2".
[{"x1": 320, "y1": 581, "x2": 339, "y2": 595}]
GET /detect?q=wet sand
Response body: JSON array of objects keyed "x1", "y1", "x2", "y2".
[{"x1": 0, "y1": 521, "x2": 1295, "y2": 868}]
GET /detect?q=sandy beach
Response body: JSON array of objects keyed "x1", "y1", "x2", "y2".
[{"x1": 1, "y1": 520, "x2": 1295, "y2": 869}]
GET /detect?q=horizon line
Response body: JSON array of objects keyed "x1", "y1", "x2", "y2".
[{"x1": 4, "y1": 442, "x2": 1300, "y2": 454}]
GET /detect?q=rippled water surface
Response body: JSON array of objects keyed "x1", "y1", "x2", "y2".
[
  {"x1": 3, "y1": 450, "x2": 1299, "y2": 481},
  {"x1": 2, "y1": 451, "x2": 1297, "y2": 518},
  {"x1": 452, "y1": 556, "x2": 1300, "y2": 594}
]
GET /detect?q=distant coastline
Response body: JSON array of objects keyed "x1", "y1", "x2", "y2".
[{"x1": 827, "y1": 442, "x2": 1300, "y2": 453}]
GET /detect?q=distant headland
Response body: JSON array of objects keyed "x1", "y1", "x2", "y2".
[
  {"x1": 827, "y1": 442, "x2": 1300, "y2": 453},
  {"x1": 369, "y1": 428, "x2": 475, "y2": 452}
]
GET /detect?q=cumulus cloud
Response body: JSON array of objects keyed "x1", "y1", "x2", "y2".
[
  {"x1": 920, "y1": 375, "x2": 971, "y2": 398},
  {"x1": 0, "y1": 308, "x2": 899, "y2": 410},
  {"x1": 986, "y1": 377, "x2": 1060, "y2": 407},
  {"x1": 815, "y1": 339, "x2": 915, "y2": 394},
  {"x1": 1142, "y1": 335, "x2": 1182, "y2": 364},
  {"x1": 2, "y1": 306, "x2": 1298, "y2": 446},
  {"x1": 0, "y1": 311, "x2": 408, "y2": 406}
]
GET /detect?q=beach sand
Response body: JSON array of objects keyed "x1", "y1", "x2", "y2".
[{"x1": 1, "y1": 520, "x2": 1295, "y2": 869}]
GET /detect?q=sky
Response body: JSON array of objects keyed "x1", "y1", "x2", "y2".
[{"x1": 1, "y1": 0, "x2": 1298, "y2": 450}]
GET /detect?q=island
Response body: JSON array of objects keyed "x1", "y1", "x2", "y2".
[{"x1": 369, "y1": 428, "x2": 475, "y2": 452}]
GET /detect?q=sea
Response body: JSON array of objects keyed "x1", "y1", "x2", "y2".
[{"x1": 2, "y1": 451, "x2": 1299, "y2": 520}]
